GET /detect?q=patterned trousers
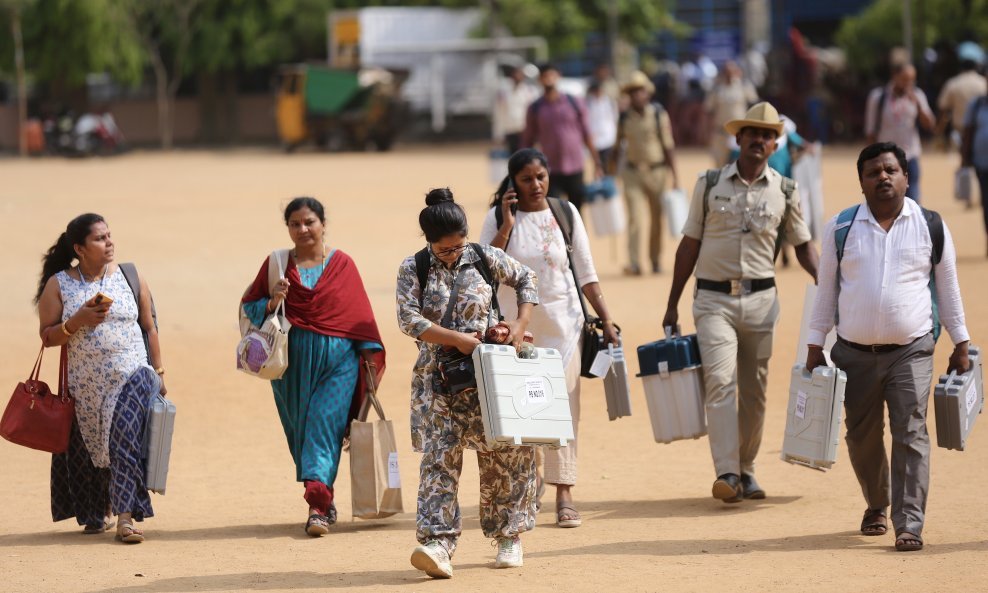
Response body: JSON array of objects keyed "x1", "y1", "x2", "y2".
[
  {"x1": 415, "y1": 380, "x2": 537, "y2": 557},
  {"x1": 51, "y1": 367, "x2": 158, "y2": 526}
]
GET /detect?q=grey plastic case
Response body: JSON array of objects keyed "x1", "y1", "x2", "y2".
[{"x1": 934, "y1": 345, "x2": 983, "y2": 451}]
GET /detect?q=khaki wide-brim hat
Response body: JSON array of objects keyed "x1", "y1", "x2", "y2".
[
  {"x1": 724, "y1": 102, "x2": 785, "y2": 136},
  {"x1": 621, "y1": 70, "x2": 655, "y2": 95}
]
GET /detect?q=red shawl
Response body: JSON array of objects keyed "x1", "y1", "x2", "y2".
[{"x1": 242, "y1": 250, "x2": 386, "y2": 426}]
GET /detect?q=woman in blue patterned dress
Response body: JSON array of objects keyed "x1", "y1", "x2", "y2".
[
  {"x1": 36, "y1": 213, "x2": 166, "y2": 544},
  {"x1": 241, "y1": 197, "x2": 386, "y2": 536}
]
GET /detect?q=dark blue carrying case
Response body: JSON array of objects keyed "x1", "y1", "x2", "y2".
[{"x1": 637, "y1": 333, "x2": 701, "y2": 376}]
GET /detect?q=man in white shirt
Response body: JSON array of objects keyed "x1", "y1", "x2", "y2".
[
  {"x1": 806, "y1": 142, "x2": 970, "y2": 553},
  {"x1": 864, "y1": 64, "x2": 935, "y2": 201},
  {"x1": 494, "y1": 66, "x2": 539, "y2": 154}
]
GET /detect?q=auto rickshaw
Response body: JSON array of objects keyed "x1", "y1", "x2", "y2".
[{"x1": 275, "y1": 64, "x2": 408, "y2": 152}]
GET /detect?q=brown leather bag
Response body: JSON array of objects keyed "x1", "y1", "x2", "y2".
[{"x1": 1, "y1": 346, "x2": 75, "y2": 453}]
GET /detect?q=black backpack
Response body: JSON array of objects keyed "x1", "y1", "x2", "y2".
[{"x1": 413, "y1": 243, "x2": 502, "y2": 322}]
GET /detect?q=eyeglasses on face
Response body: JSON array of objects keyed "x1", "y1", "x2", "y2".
[{"x1": 434, "y1": 244, "x2": 468, "y2": 257}]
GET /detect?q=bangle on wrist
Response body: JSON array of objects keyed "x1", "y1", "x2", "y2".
[
  {"x1": 60, "y1": 321, "x2": 73, "y2": 336},
  {"x1": 155, "y1": 367, "x2": 165, "y2": 376},
  {"x1": 601, "y1": 319, "x2": 614, "y2": 326}
]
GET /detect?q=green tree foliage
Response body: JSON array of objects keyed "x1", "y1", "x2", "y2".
[
  {"x1": 0, "y1": 0, "x2": 143, "y2": 86},
  {"x1": 188, "y1": 0, "x2": 334, "y2": 74},
  {"x1": 836, "y1": 0, "x2": 988, "y2": 77},
  {"x1": 491, "y1": 0, "x2": 677, "y2": 54}
]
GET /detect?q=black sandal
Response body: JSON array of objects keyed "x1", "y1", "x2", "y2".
[
  {"x1": 305, "y1": 514, "x2": 330, "y2": 537},
  {"x1": 860, "y1": 508, "x2": 888, "y2": 536}
]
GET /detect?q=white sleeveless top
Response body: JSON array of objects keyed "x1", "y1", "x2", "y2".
[{"x1": 56, "y1": 267, "x2": 148, "y2": 467}]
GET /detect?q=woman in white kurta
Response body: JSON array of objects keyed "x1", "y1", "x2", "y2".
[{"x1": 479, "y1": 148, "x2": 619, "y2": 528}]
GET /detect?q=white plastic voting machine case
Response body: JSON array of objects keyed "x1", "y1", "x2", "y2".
[
  {"x1": 781, "y1": 365, "x2": 846, "y2": 471},
  {"x1": 144, "y1": 393, "x2": 176, "y2": 494},
  {"x1": 473, "y1": 344, "x2": 574, "y2": 448}
]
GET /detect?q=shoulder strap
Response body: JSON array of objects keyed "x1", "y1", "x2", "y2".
[
  {"x1": 566, "y1": 94, "x2": 588, "y2": 136},
  {"x1": 832, "y1": 205, "x2": 861, "y2": 330},
  {"x1": 921, "y1": 207, "x2": 945, "y2": 342},
  {"x1": 701, "y1": 169, "x2": 722, "y2": 223},
  {"x1": 873, "y1": 87, "x2": 887, "y2": 135},
  {"x1": 267, "y1": 249, "x2": 290, "y2": 295},
  {"x1": 546, "y1": 196, "x2": 574, "y2": 247},
  {"x1": 546, "y1": 197, "x2": 592, "y2": 323},
  {"x1": 921, "y1": 207, "x2": 944, "y2": 265},
  {"x1": 470, "y1": 243, "x2": 502, "y2": 321},
  {"x1": 120, "y1": 262, "x2": 155, "y2": 364},
  {"x1": 414, "y1": 247, "x2": 431, "y2": 308},
  {"x1": 834, "y1": 205, "x2": 860, "y2": 263}
]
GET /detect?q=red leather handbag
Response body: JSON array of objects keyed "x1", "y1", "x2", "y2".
[{"x1": 1, "y1": 345, "x2": 75, "y2": 453}]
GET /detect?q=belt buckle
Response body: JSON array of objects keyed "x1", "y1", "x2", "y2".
[{"x1": 730, "y1": 280, "x2": 751, "y2": 296}]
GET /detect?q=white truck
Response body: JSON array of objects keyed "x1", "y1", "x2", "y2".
[{"x1": 328, "y1": 7, "x2": 547, "y2": 132}]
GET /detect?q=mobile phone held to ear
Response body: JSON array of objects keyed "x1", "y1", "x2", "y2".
[
  {"x1": 92, "y1": 292, "x2": 114, "y2": 306},
  {"x1": 506, "y1": 178, "x2": 518, "y2": 214}
]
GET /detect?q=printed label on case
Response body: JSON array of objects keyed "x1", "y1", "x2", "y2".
[
  {"x1": 525, "y1": 377, "x2": 547, "y2": 405},
  {"x1": 965, "y1": 381, "x2": 977, "y2": 415},
  {"x1": 387, "y1": 452, "x2": 401, "y2": 489},
  {"x1": 795, "y1": 390, "x2": 808, "y2": 419},
  {"x1": 589, "y1": 350, "x2": 613, "y2": 377}
]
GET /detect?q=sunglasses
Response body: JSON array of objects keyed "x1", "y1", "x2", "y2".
[{"x1": 434, "y1": 244, "x2": 468, "y2": 257}]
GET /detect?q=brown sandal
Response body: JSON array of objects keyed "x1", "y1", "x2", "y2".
[
  {"x1": 860, "y1": 508, "x2": 888, "y2": 536},
  {"x1": 305, "y1": 514, "x2": 330, "y2": 537},
  {"x1": 895, "y1": 532, "x2": 924, "y2": 552},
  {"x1": 556, "y1": 503, "x2": 582, "y2": 528}
]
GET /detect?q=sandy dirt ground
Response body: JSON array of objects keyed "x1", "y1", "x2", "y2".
[{"x1": 0, "y1": 143, "x2": 986, "y2": 593}]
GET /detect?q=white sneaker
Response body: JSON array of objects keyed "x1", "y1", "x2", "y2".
[
  {"x1": 493, "y1": 536, "x2": 524, "y2": 568},
  {"x1": 410, "y1": 540, "x2": 453, "y2": 579}
]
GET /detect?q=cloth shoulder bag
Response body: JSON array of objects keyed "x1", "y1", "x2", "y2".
[
  {"x1": 350, "y1": 360, "x2": 403, "y2": 519},
  {"x1": 1, "y1": 345, "x2": 75, "y2": 453},
  {"x1": 237, "y1": 250, "x2": 292, "y2": 380}
]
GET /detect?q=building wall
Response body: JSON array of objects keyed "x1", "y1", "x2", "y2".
[{"x1": 0, "y1": 93, "x2": 279, "y2": 152}]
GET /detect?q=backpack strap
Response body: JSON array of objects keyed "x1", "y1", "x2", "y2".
[
  {"x1": 546, "y1": 196, "x2": 575, "y2": 247},
  {"x1": 832, "y1": 205, "x2": 860, "y2": 330},
  {"x1": 834, "y1": 205, "x2": 860, "y2": 264},
  {"x1": 494, "y1": 205, "x2": 511, "y2": 249},
  {"x1": 545, "y1": 197, "x2": 593, "y2": 324},
  {"x1": 921, "y1": 207, "x2": 945, "y2": 342},
  {"x1": 119, "y1": 262, "x2": 156, "y2": 364},
  {"x1": 700, "y1": 168, "x2": 722, "y2": 226},
  {"x1": 414, "y1": 247, "x2": 431, "y2": 308},
  {"x1": 470, "y1": 243, "x2": 503, "y2": 322}
]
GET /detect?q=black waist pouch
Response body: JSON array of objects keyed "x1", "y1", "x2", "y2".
[{"x1": 437, "y1": 349, "x2": 477, "y2": 395}]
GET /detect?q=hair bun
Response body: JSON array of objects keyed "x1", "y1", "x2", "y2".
[{"x1": 425, "y1": 187, "x2": 455, "y2": 206}]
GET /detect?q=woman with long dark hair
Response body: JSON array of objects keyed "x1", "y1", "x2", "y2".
[
  {"x1": 241, "y1": 197, "x2": 386, "y2": 536},
  {"x1": 480, "y1": 148, "x2": 619, "y2": 529},
  {"x1": 396, "y1": 188, "x2": 539, "y2": 578},
  {"x1": 35, "y1": 213, "x2": 165, "y2": 543}
]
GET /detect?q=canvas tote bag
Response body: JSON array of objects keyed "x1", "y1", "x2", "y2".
[
  {"x1": 237, "y1": 250, "x2": 292, "y2": 380},
  {"x1": 350, "y1": 361, "x2": 403, "y2": 519}
]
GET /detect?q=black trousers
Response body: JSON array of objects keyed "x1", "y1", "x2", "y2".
[{"x1": 548, "y1": 171, "x2": 587, "y2": 213}]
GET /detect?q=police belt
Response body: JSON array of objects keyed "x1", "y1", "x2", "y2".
[
  {"x1": 696, "y1": 278, "x2": 775, "y2": 296},
  {"x1": 627, "y1": 160, "x2": 666, "y2": 170}
]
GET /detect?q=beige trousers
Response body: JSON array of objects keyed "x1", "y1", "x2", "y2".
[
  {"x1": 692, "y1": 288, "x2": 779, "y2": 477},
  {"x1": 541, "y1": 349, "x2": 582, "y2": 485},
  {"x1": 622, "y1": 166, "x2": 667, "y2": 270}
]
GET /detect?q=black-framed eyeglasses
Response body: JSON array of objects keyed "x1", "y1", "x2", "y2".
[{"x1": 434, "y1": 244, "x2": 468, "y2": 257}]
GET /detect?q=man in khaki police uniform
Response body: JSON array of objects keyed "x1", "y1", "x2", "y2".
[
  {"x1": 610, "y1": 71, "x2": 680, "y2": 275},
  {"x1": 662, "y1": 102, "x2": 819, "y2": 502}
]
